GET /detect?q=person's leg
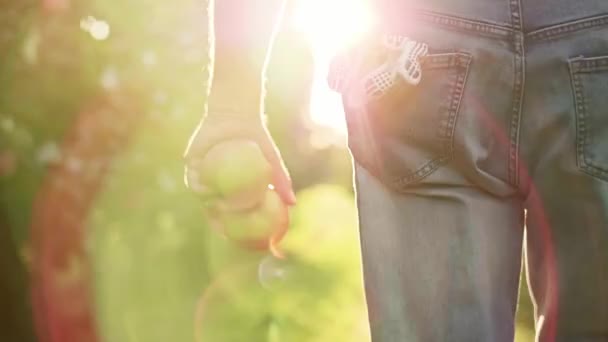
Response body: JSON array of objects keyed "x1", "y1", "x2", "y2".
[
  {"x1": 340, "y1": 7, "x2": 529, "y2": 340},
  {"x1": 355, "y1": 164, "x2": 524, "y2": 342},
  {"x1": 522, "y1": 20, "x2": 608, "y2": 342},
  {"x1": 525, "y1": 179, "x2": 608, "y2": 342}
]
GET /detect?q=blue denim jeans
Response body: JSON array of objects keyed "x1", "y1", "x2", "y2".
[{"x1": 346, "y1": 1, "x2": 608, "y2": 341}]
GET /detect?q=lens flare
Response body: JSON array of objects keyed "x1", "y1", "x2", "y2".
[{"x1": 292, "y1": 0, "x2": 374, "y2": 138}]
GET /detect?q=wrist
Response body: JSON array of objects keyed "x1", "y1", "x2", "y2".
[
  {"x1": 207, "y1": 67, "x2": 266, "y2": 119},
  {"x1": 206, "y1": 89, "x2": 264, "y2": 118}
]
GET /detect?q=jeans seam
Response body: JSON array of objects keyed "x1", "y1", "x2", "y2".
[
  {"x1": 526, "y1": 13, "x2": 608, "y2": 42},
  {"x1": 509, "y1": 0, "x2": 523, "y2": 30},
  {"x1": 508, "y1": 0, "x2": 525, "y2": 187},
  {"x1": 570, "y1": 55, "x2": 608, "y2": 73},
  {"x1": 409, "y1": 10, "x2": 515, "y2": 39},
  {"x1": 445, "y1": 53, "x2": 471, "y2": 154},
  {"x1": 570, "y1": 69, "x2": 587, "y2": 173}
]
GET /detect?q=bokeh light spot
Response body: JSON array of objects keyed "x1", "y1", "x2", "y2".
[
  {"x1": 100, "y1": 66, "x2": 120, "y2": 90},
  {"x1": 142, "y1": 50, "x2": 158, "y2": 67},
  {"x1": 0, "y1": 116, "x2": 15, "y2": 132},
  {"x1": 80, "y1": 16, "x2": 110, "y2": 41}
]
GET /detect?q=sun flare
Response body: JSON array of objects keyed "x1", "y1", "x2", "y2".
[{"x1": 292, "y1": 0, "x2": 374, "y2": 141}]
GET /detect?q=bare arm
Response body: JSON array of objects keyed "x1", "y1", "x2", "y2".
[
  {"x1": 207, "y1": 0, "x2": 287, "y2": 117},
  {"x1": 185, "y1": 0, "x2": 296, "y2": 206}
]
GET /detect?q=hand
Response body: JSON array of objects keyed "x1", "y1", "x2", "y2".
[{"x1": 184, "y1": 113, "x2": 296, "y2": 206}]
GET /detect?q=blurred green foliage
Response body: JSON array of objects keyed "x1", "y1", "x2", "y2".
[{"x1": 0, "y1": 1, "x2": 534, "y2": 341}]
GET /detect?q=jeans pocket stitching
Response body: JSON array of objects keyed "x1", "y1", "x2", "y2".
[
  {"x1": 389, "y1": 52, "x2": 473, "y2": 189},
  {"x1": 569, "y1": 56, "x2": 608, "y2": 180}
]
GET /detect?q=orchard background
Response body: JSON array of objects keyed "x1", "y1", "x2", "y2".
[{"x1": 0, "y1": 1, "x2": 535, "y2": 341}]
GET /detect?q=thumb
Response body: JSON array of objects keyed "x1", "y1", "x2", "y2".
[{"x1": 258, "y1": 140, "x2": 296, "y2": 206}]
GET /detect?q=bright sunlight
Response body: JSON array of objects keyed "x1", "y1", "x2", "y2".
[{"x1": 292, "y1": 0, "x2": 374, "y2": 140}]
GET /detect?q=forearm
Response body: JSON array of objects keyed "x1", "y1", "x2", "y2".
[{"x1": 207, "y1": 0, "x2": 286, "y2": 117}]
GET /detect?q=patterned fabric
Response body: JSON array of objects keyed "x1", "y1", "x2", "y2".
[{"x1": 327, "y1": 34, "x2": 428, "y2": 107}]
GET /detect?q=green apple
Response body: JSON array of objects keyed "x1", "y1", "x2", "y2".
[
  {"x1": 201, "y1": 140, "x2": 272, "y2": 210},
  {"x1": 210, "y1": 189, "x2": 289, "y2": 250}
]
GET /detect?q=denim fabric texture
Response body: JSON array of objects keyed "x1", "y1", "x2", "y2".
[{"x1": 346, "y1": 1, "x2": 608, "y2": 341}]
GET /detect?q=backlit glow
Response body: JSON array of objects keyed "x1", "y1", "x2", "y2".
[{"x1": 292, "y1": 0, "x2": 374, "y2": 141}]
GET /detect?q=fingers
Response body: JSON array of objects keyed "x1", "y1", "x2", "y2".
[
  {"x1": 183, "y1": 158, "x2": 215, "y2": 199},
  {"x1": 182, "y1": 125, "x2": 229, "y2": 198},
  {"x1": 183, "y1": 119, "x2": 296, "y2": 206},
  {"x1": 258, "y1": 140, "x2": 296, "y2": 206}
]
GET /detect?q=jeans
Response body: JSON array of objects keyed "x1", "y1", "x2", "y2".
[{"x1": 345, "y1": 1, "x2": 608, "y2": 341}]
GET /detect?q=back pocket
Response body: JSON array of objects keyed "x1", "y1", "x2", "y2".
[
  {"x1": 346, "y1": 52, "x2": 472, "y2": 191},
  {"x1": 568, "y1": 55, "x2": 608, "y2": 182}
]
